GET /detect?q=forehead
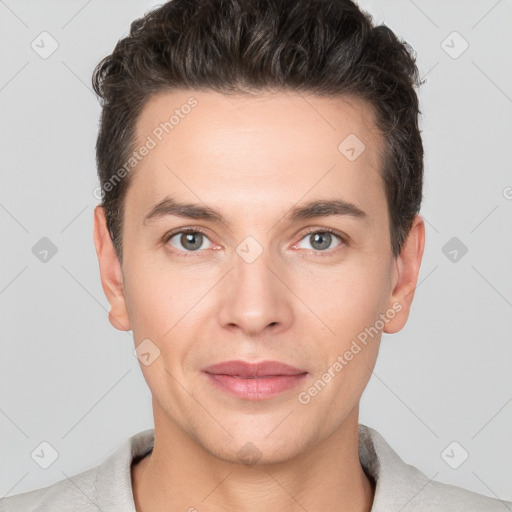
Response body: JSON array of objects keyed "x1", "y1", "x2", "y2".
[
  {"x1": 127, "y1": 89, "x2": 385, "y2": 221},
  {"x1": 135, "y1": 89, "x2": 381, "y2": 154}
]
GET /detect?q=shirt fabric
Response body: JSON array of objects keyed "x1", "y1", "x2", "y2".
[{"x1": 1, "y1": 424, "x2": 510, "y2": 511}]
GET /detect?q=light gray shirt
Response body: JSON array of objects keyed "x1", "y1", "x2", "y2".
[{"x1": 1, "y1": 424, "x2": 510, "y2": 511}]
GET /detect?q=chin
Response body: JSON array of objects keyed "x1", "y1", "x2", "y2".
[{"x1": 196, "y1": 426, "x2": 316, "y2": 467}]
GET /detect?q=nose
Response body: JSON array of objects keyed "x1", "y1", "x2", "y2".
[{"x1": 216, "y1": 247, "x2": 294, "y2": 337}]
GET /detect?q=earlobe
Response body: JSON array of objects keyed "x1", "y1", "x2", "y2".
[
  {"x1": 93, "y1": 205, "x2": 131, "y2": 331},
  {"x1": 383, "y1": 214, "x2": 425, "y2": 335}
]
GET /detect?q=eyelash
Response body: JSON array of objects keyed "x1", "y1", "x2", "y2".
[{"x1": 162, "y1": 227, "x2": 348, "y2": 258}]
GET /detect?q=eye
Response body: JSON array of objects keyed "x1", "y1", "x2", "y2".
[
  {"x1": 294, "y1": 229, "x2": 345, "y2": 253},
  {"x1": 165, "y1": 229, "x2": 214, "y2": 253}
]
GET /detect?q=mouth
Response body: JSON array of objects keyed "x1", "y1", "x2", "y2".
[{"x1": 202, "y1": 360, "x2": 308, "y2": 400}]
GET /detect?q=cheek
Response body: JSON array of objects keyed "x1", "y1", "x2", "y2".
[
  {"x1": 122, "y1": 258, "x2": 197, "y2": 399},
  {"x1": 293, "y1": 257, "x2": 390, "y2": 400},
  {"x1": 122, "y1": 254, "x2": 177, "y2": 338},
  {"x1": 297, "y1": 266, "x2": 384, "y2": 409},
  {"x1": 122, "y1": 253, "x2": 220, "y2": 346},
  {"x1": 297, "y1": 259, "x2": 390, "y2": 335}
]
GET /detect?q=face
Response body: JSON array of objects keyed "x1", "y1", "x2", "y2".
[{"x1": 94, "y1": 89, "x2": 424, "y2": 464}]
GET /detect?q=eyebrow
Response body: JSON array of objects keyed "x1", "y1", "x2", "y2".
[{"x1": 143, "y1": 196, "x2": 368, "y2": 225}]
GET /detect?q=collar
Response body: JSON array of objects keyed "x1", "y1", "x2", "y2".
[{"x1": 93, "y1": 424, "x2": 428, "y2": 511}]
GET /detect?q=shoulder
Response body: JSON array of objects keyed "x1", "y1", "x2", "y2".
[
  {"x1": 358, "y1": 424, "x2": 512, "y2": 512},
  {"x1": 416, "y1": 477, "x2": 511, "y2": 511},
  {"x1": 0, "y1": 429, "x2": 154, "y2": 512},
  {"x1": 0, "y1": 467, "x2": 98, "y2": 511}
]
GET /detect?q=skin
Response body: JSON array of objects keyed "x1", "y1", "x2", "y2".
[{"x1": 93, "y1": 89, "x2": 425, "y2": 512}]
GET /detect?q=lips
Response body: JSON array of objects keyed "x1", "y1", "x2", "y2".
[
  {"x1": 202, "y1": 360, "x2": 308, "y2": 400},
  {"x1": 202, "y1": 360, "x2": 307, "y2": 377}
]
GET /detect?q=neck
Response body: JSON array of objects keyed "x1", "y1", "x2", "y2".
[{"x1": 132, "y1": 406, "x2": 375, "y2": 512}]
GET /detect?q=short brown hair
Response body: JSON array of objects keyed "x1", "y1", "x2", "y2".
[{"x1": 92, "y1": 0, "x2": 424, "y2": 264}]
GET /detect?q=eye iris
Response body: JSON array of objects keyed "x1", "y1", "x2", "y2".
[
  {"x1": 181, "y1": 232, "x2": 203, "y2": 251},
  {"x1": 310, "y1": 232, "x2": 331, "y2": 250}
]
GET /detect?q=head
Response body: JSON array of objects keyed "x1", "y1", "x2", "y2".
[{"x1": 93, "y1": 0, "x2": 425, "y2": 464}]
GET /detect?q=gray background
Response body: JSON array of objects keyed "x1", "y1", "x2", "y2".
[{"x1": 1, "y1": 0, "x2": 511, "y2": 502}]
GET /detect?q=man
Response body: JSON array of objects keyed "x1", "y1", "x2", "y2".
[{"x1": 1, "y1": 0, "x2": 510, "y2": 511}]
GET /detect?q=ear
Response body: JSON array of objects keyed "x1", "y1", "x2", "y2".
[
  {"x1": 383, "y1": 214, "x2": 425, "y2": 334},
  {"x1": 93, "y1": 205, "x2": 131, "y2": 331}
]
